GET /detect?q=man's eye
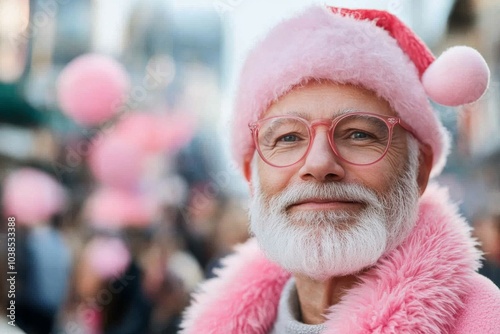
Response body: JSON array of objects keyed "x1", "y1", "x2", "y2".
[
  {"x1": 349, "y1": 131, "x2": 371, "y2": 140},
  {"x1": 279, "y1": 134, "x2": 299, "y2": 142}
]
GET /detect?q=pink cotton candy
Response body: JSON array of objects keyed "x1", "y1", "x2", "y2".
[
  {"x1": 2, "y1": 168, "x2": 66, "y2": 225},
  {"x1": 115, "y1": 111, "x2": 197, "y2": 154},
  {"x1": 57, "y1": 54, "x2": 130, "y2": 126},
  {"x1": 84, "y1": 187, "x2": 157, "y2": 228},
  {"x1": 83, "y1": 237, "x2": 131, "y2": 279},
  {"x1": 422, "y1": 46, "x2": 490, "y2": 106},
  {"x1": 162, "y1": 112, "x2": 197, "y2": 151},
  {"x1": 114, "y1": 113, "x2": 161, "y2": 153},
  {"x1": 88, "y1": 132, "x2": 146, "y2": 190}
]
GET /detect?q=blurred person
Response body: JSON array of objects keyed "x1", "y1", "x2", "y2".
[
  {"x1": 143, "y1": 228, "x2": 202, "y2": 334},
  {"x1": 180, "y1": 6, "x2": 500, "y2": 333},
  {"x1": 147, "y1": 272, "x2": 187, "y2": 334},
  {"x1": 15, "y1": 221, "x2": 71, "y2": 334},
  {"x1": 180, "y1": 184, "x2": 225, "y2": 270},
  {"x1": 1, "y1": 167, "x2": 71, "y2": 334},
  {"x1": 205, "y1": 199, "x2": 250, "y2": 278},
  {"x1": 56, "y1": 235, "x2": 151, "y2": 334},
  {"x1": 0, "y1": 234, "x2": 27, "y2": 334},
  {"x1": 473, "y1": 213, "x2": 500, "y2": 287}
]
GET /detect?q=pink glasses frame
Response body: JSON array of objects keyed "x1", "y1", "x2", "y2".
[{"x1": 248, "y1": 112, "x2": 415, "y2": 168}]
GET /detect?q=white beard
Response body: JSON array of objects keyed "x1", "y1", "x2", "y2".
[{"x1": 249, "y1": 141, "x2": 420, "y2": 281}]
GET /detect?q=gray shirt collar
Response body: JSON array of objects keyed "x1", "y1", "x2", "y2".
[{"x1": 270, "y1": 277, "x2": 327, "y2": 334}]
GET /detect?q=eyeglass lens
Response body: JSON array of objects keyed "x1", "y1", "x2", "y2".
[{"x1": 256, "y1": 114, "x2": 390, "y2": 166}]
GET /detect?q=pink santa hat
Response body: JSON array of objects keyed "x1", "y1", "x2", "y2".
[{"x1": 231, "y1": 6, "x2": 490, "y2": 176}]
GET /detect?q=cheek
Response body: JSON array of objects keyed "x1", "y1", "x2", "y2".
[
  {"x1": 256, "y1": 161, "x2": 295, "y2": 198},
  {"x1": 348, "y1": 167, "x2": 393, "y2": 195},
  {"x1": 383, "y1": 137, "x2": 408, "y2": 171},
  {"x1": 348, "y1": 151, "x2": 407, "y2": 195}
]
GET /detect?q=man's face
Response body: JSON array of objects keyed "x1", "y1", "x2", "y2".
[{"x1": 248, "y1": 82, "x2": 423, "y2": 280}]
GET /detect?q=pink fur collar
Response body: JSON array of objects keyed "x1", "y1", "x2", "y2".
[{"x1": 180, "y1": 184, "x2": 481, "y2": 333}]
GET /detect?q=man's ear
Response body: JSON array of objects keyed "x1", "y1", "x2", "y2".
[
  {"x1": 243, "y1": 158, "x2": 254, "y2": 196},
  {"x1": 417, "y1": 144, "x2": 433, "y2": 196}
]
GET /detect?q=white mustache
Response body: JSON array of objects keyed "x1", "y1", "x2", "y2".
[{"x1": 264, "y1": 182, "x2": 382, "y2": 212}]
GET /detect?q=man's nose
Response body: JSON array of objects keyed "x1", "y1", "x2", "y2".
[{"x1": 298, "y1": 129, "x2": 345, "y2": 182}]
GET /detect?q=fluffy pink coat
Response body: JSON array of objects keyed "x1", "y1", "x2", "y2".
[{"x1": 180, "y1": 184, "x2": 500, "y2": 333}]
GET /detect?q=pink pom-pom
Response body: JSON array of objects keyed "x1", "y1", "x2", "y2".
[
  {"x1": 84, "y1": 187, "x2": 158, "y2": 228},
  {"x1": 88, "y1": 132, "x2": 146, "y2": 190},
  {"x1": 422, "y1": 46, "x2": 490, "y2": 106},
  {"x1": 57, "y1": 54, "x2": 130, "y2": 125},
  {"x1": 83, "y1": 237, "x2": 131, "y2": 279},
  {"x1": 2, "y1": 168, "x2": 66, "y2": 225}
]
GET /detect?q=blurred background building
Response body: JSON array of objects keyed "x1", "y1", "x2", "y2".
[{"x1": 0, "y1": 0, "x2": 499, "y2": 333}]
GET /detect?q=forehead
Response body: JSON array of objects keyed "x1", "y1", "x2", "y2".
[{"x1": 263, "y1": 81, "x2": 396, "y2": 119}]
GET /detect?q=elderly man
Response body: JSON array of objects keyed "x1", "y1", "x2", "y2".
[{"x1": 181, "y1": 6, "x2": 500, "y2": 333}]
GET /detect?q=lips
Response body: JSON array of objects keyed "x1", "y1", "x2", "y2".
[{"x1": 287, "y1": 198, "x2": 364, "y2": 211}]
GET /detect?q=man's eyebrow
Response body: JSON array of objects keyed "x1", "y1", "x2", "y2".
[
  {"x1": 283, "y1": 108, "x2": 360, "y2": 119},
  {"x1": 337, "y1": 108, "x2": 360, "y2": 117},
  {"x1": 283, "y1": 111, "x2": 310, "y2": 119}
]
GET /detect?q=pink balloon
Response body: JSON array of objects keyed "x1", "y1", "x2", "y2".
[
  {"x1": 57, "y1": 54, "x2": 130, "y2": 126},
  {"x1": 83, "y1": 237, "x2": 131, "y2": 279},
  {"x1": 84, "y1": 187, "x2": 158, "y2": 228},
  {"x1": 88, "y1": 132, "x2": 146, "y2": 190},
  {"x1": 2, "y1": 168, "x2": 66, "y2": 225}
]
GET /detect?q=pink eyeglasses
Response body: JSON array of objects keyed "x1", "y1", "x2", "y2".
[{"x1": 248, "y1": 112, "x2": 414, "y2": 168}]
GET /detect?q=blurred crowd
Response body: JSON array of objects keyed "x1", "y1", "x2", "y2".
[
  {"x1": 0, "y1": 137, "x2": 250, "y2": 334},
  {"x1": 0, "y1": 1, "x2": 250, "y2": 333}
]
